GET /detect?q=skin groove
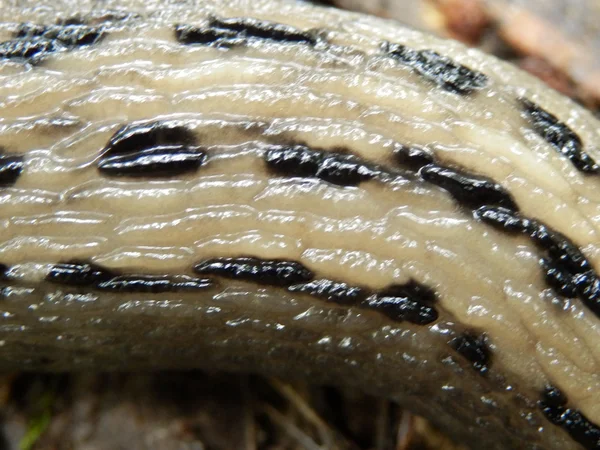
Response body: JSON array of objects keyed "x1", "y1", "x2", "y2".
[{"x1": 0, "y1": 1, "x2": 599, "y2": 449}]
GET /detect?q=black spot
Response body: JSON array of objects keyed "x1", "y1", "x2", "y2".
[
  {"x1": 541, "y1": 258, "x2": 578, "y2": 298},
  {"x1": 103, "y1": 122, "x2": 197, "y2": 158},
  {"x1": 1, "y1": 22, "x2": 105, "y2": 62},
  {"x1": 540, "y1": 386, "x2": 600, "y2": 450},
  {"x1": 287, "y1": 279, "x2": 365, "y2": 305},
  {"x1": 0, "y1": 263, "x2": 8, "y2": 280},
  {"x1": 46, "y1": 260, "x2": 115, "y2": 287},
  {"x1": 99, "y1": 122, "x2": 204, "y2": 179},
  {"x1": 449, "y1": 332, "x2": 490, "y2": 374},
  {"x1": 0, "y1": 38, "x2": 61, "y2": 61},
  {"x1": 384, "y1": 43, "x2": 488, "y2": 94},
  {"x1": 175, "y1": 24, "x2": 239, "y2": 47},
  {"x1": 521, "y1": 99, "x2": 599, "y2": 174},
  {"x1": 393, "y1": 145, "x2": 435, "y2": 171},
  {"x1": 0, "y1": 154, "x2": 24, "y2": 187},
  {"x1": 528, "y1": 222, "x2": 590, "y2": 273},
  {"x1": 475, "y1": 206, "x2": 600, "y2": 318},
  {"x1": 473, "y1": 205, "x2": 528, "y2": 232},
  {"x1": 194, "y1": 257, "x2": 314, "y2": 287},
  {"x1": 209, "y1": 16, "x2": 318, "y2": 46},
  {"x1": 362, "y1": 280, "x2": 438, "y2": 325},
  {"x1": 98, "y1": 146, "x2": 207, "y2": 178},
  {"x1": 573, "y1": 272, "x2": 600, "y2": 318},
  {"x1": 265, "y1": 145, "x2": 380, "y2": 187},
  {"x1": 15, "y1": 23, "x2": 105, "y2": 47},
  {"x1": 175, "y1": 16, "x2": 317, "y2": 48},
  {"x1": 420, "y1": 164, "x2": 518, "y2": 210},
  {"x1": 96, "y1": 275, "x2": 212, "y2": 293}
]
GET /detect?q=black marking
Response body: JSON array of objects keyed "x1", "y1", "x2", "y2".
[
  {"x1": 475, "y1": 206, "x2": 600, "y2": 318},
  {"x1": 362, "y1": 280, "x2": 438, "y2": 325},
  {"x1": 194, "y1": 257, "x2": 314, "y2": 287},
  {"x1": 384, "y1": 43, "x2": 488, "y2": 94},
  {"x1": 0, "y1": 154, "x2": 24, "y2": 187},
  {"x1": 420, "y1": 164, "x2": 518, "y2": 210},
  {"x1": 14, "y1": 23, "x2": 105, "y2": 47},
  {"x1": 46, "y1": 260, "x2": 115, "y2": 287},
  {"x1": 98, "y1": 146, "x2": 206, "y2": 178},
  {"x1": 393, "y1": 145, "x2": 435, "y2": 171},
  {"x1": 175, "y1": 24, "x2": 239, "y2": 47},
  {"x1": 265, "y1": 145, "x2": 380, "y2": 187},
  {"x1": 540, "y1": 386, "x2": 600, "y2": 450},
  {"x1": 473, "y1": 205, "x2": 527, "y2": 232},
  {"x1": 0, "y1": 263, "x2": 8, "y2": 280},
  {"x1": 541, "y1": 258, "x2": 578, "y2": 298},
  {"x1": 175, "y1": 17, "x2": 317, "y2": 48},
  {"x1": 103, "y1": 122, "x2": 197, "y2": 158},
  {"x1": 96, "y1": 275, "x2": 212, "y2": 293},
  {"x1": 209, "y1": 17, "x2": 318, "y2": 46},
  {"x1": 521, "y1": 99, "x2": 599, "y2": 174},
  {"x1": 0, "y1": 38, "x2": 61, "y2": 61},
  {"x1": 288, "y1": 279, "x2": 365, "y2": 305},
  {"x1": 0, "y1": 22, "x2": 104, "y2": 62},
  {"x1": 449, "y1": 332, "x2": 490, "y2": 374}
]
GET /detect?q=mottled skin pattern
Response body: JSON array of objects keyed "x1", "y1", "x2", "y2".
[{"x1": 0, "y1": 1, "x2": 599, "y2": 449}]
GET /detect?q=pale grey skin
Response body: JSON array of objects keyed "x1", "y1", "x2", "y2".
[{"x1": 0, "y1": 1, "x2": 599, "y2": 449}]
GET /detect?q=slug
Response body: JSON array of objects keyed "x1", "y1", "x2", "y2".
[{"x1": 0, "y1": 1, "x2": 599, "y2": 449}]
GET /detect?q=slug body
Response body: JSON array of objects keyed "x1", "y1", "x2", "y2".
[{"x1": 0, "y1": 1, "x2": 599, "y2": 449}]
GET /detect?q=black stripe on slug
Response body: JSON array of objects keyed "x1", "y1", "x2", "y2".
[
  {"x1": 0, "y1": 38, "x2": 61, "y2": 61},
  {"x1": 287, "y1": 279, "x2": 366, "y2": 305},
  {"x1": 541, "y1": 258, "x2": 578, "y2": 298},
  {"x1": 0, "y1": 263, "x2": 8, "y2": 280},
  {"x1": 0, "y1": 154, "x2": 24, "y2": 187},
  {"x1": 0, "y1": 22, "x2": 105, "y2": 62},
  {"x1": 103, "y1": 122, "x2": 197, "y2": 158},
  {"x1": 96, "y1": 275, "x2": 212, "y2": 293},
  {"x1": 362, "y1": 280, "x2": 438, "y2": 325},
  {"x1": 448, "y1": 332, "x2": 490, "y2": 374},
  {"x1": 393, "y1": 145, "x2": 435, "y2": 171},
  {"x1": 46, "y1": 260, "x2": 115, "y2": 287},
  {"x1": 420, "y1": 164, "x2": 518, "y2": 210},
  {"x1": 265, "y1": 145, "x2": 381, "y2": 187},
  {"x1": 98, "y1": 146, "x2": 207, "y2": 178},
  {"x1": 540, "y1": 385, "x2": 600, "y2": 450},
  {"x1": 194, "y1": 257, "x2": 314, "y2": 287},
  {"x1": 208, "y1": 17, "x2": 318, "y2": 46},
  {"x1": 15, "y1": 23, "x2": 105, "y2": 47},
  {"x1": 175, "y1": 24, "x2": 239, "y2": 46},
  {"x1": 475, "y1": 206, "x2": 600, "y2": 318},
  {"x1": 383, "y1": 42, "x2": 488, "y2": 94},
  {"x1": 521, "y1": 99, "x2": 599, "y2": 174}
]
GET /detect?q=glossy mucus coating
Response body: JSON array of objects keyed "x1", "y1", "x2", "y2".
[
  {"x1": 0, "y1": 22, "x2": 104, "y2": 62},
  {"x1": 540, "y1": 386, "x2": 600, "y2": 450},
  {"x1": 0, "y1": 154, "x2": 24, "y2": 186},
  {"x1": 95, "y1": 274, "x2": 213, "y2": 293},
  {"x1": 265, "y1": 144, "x2": 382, "y2": 186},
  {"x1": 98, "y1": 145, "x2": 207, "y2": 178},
  {"x1": 194, "y1": 257, "x2": 314, "y2": 286},
  {"x1": 362, "y1": 281, "x2": 439, "y2": 325},
  {"x1": 384, "y1": 42, "x2": 488, "y2": 94},
  {"x1": 0, "y1": 1, "x2": 599, "y2": 449},
  {"x1": 449, "y1": 332, "x2": 491, "y2": 374},
  {"x1": 287, "y1": 278, "x2": 365, "y2": 304}
]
